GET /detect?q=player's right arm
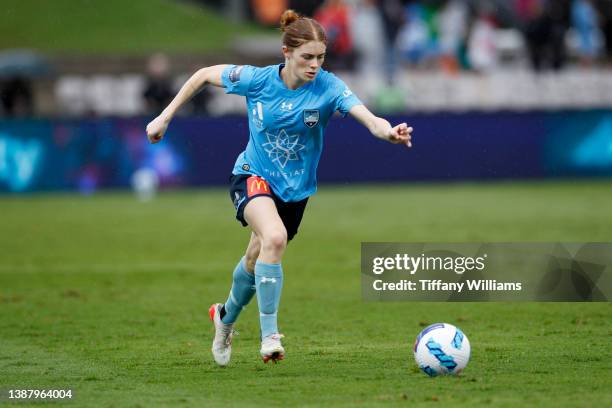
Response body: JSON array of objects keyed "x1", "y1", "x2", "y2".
[{"x1": 145, "y1": 64, "x2": 228, "y2": 144}]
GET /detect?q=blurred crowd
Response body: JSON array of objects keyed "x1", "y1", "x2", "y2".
[
  {"x1": 2, "y1": 0, "x2": 612, "y2": 118},
  {"x1": 241, "y1": 0, "x2": 612, "y2": 77},
  {"x1": 113, "y1": 0, "x2": 612, "y2": 117}
]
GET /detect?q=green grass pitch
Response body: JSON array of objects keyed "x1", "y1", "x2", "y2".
[
  {"x1": 1, "y1": 181, "x2": 611, "y2": 407},
  {"x1": 0, "y1": 0, "x2": 269, "y2": 54}
]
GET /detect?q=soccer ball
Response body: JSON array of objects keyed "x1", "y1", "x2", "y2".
[{"x1": 414, "y1": 323, "x2": 471, "y2": 376}]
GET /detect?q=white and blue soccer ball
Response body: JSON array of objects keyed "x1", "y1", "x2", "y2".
[{"x1": 414, "y1": 323, "x2": 471, "y2": 376}]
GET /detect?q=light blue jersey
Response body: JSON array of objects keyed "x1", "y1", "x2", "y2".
[{"x1": 221, "y1": 64, "x2": 362, "y2": 202}]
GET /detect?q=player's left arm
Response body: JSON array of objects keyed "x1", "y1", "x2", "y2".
[{"x1": 349, "y1": 104, "x2": 413, "y2": 148}]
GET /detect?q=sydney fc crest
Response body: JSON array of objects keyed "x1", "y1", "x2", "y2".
[{"x1": 303, "y1": 110, "x2": 319, "y2": 128}]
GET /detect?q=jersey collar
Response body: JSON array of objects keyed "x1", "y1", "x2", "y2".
[{"x1": 275, "y1": 63, "x2": 315, "y2": 94}]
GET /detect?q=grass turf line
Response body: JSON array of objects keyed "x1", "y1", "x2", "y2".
[
  {"x1": 1, "y1": 181, "x2": 611, "y2": 407},
  {"x1": 0, "y1": 0, "x2": 269, "y2": 54}
]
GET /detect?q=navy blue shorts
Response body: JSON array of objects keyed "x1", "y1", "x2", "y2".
[{"x1": 229, "y1": 174, "x2": 308, "y2": 241}]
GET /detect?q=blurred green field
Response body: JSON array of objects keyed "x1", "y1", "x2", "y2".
[
  {"x1": 0, "y1": 0, "x2": 269, "y2": 54},
  {"x1": 1, "y1": 181, "x2": 611, "y2": 407}
]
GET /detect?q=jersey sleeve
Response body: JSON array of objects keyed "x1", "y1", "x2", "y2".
[
  {"x1": 221, "y1": 65, "x2": 256, "y2": 96},
  {"x1": 329, "y1": 74, "x2": 362, "y2": 117}
]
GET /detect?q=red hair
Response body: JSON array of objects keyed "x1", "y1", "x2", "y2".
[{"x1": 280, "y1": 9, "x2": 327, "y2": 48}]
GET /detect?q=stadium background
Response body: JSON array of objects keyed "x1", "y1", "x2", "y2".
[{"x1": 1, "y1": 1, "x2": 611, "y2": 407}]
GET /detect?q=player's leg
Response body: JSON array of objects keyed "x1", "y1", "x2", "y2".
[
  {"x1": 245, "y1": 196, "x2": 287, "y2": 263},
  {"x1": 244, "y1": 196, "x2": 287, "y2": 362},
  {"x1": 209, "y1": 234, "x2": 261, "y2": 367},
  {"x1": 219, "y1": 232, "x2": 259, "y2": 324},
  {"x1": 210, "y1": 176, "x2": 265, "y2": 366},
  {"x1": 244, "y1": 232, "x2": 261, "y2": 273}
]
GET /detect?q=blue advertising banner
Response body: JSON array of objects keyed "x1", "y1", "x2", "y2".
[{"x1": 0, "y1": 111, "x2": 611, "y2": 193}]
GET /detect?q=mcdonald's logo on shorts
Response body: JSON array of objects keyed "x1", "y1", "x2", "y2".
[{"x1": 246, "y1": 176, "x2": 271, "y2": 198}]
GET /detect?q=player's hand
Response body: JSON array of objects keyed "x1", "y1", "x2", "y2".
[
  {"x1": 146, "y1": 115, "x2": 169, "y2": 144},
  {"x1": 387, "y1": 123, "x2": 413, "y2": 148}
]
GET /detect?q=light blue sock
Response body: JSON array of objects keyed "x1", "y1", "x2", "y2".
[
  {"x1": 221, "y1": 257, "x2": 256, "y2": 324},
  {"x1": 254, "y1": 261, "x2": 283, "y2": 338}
]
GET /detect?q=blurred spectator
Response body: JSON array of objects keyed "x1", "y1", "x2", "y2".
[
  {"x1": 599, "y1": 0, "x2": 612, "y2": 61},
  {"x1": 437, "y1": 0, "x2": 470, "y2": 74},
  {"x1": 488, "y1": 0, "x2": 520, "y2": 27},
  {"x1": 0, "y1": 77, "x2": 33, "y2": 117},
  {"x1": 378, "y1": 0, "x2": 405, "y2": 82},
  {"x1": 251, "y1": 0, "x2": 288, "y2": 26},
  {"x1": 289, "y1": 0, "x2": 322, "y2": 16},
  {"x1": 571, "y1": 0, "x2": 604, "y2": 65},
  {"x1": 143, "y1": 53, "x2": 174, "y2": 115},
  {"x1": 515, "y1": 0, "x2": 541, "y2": 22},
  {"x1": 467, "y1": 3, "x2": 499, "y2": 72},
  {"x1": 524, "y1": 0, "x2": 570, "y2": 71},
  {"x1": 314, "y1": 0, "x2": 355, "y2": 70},
  {"x1": 351, "y1": 0, "x2": 386, "y2": 78},
  {"x1": 396, "y1": 2, "x2": 436, "y2": 68},
  {"x1": 0, "y1": 50, "x2": 47, "y2": 117}
]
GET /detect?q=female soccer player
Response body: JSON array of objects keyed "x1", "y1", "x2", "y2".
[{"x1": 145, "y1": 10, "x2": 412, "y2": 366}]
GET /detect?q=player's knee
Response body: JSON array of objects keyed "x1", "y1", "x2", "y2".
[{"x1": 262, "y1": 229, "x2": 287, "y2": 254}]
